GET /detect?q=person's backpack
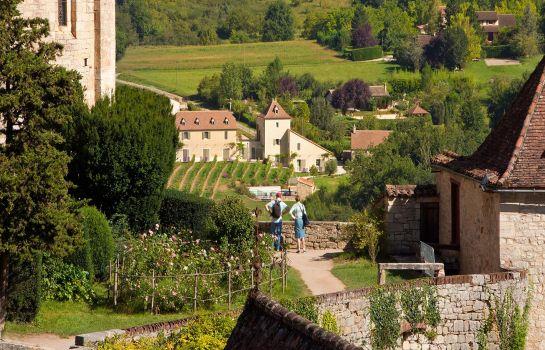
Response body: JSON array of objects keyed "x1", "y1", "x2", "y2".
[
  {"x1": 302, "y1": 204, "x2": 310, "y2": 227},
  {"x1": 272, "y1": 201, "x2": 282, "y2": 219}
]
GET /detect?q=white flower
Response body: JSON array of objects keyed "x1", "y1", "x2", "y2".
[{"x1": 183, "y1": 266, "x2": 188, "y2": 271}]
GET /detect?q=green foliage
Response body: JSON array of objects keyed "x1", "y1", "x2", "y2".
[
  {"x1": 344, "y1": 210, "x2": 382, "y2": 263},
  {"x1": 97, "y1": 314, "x2": 236, "y2": 350},
  {"x1": 41, "y1": 254, "x2": 94, "y2": 303},
  {"x1": 347, "y1": 46, "x2": 383, "y2": 61},
  {"x1": 388, "y1": 75, "x2": 421, "y2": 96},
  {"x1": 370, "y1": 288, "x2": 400, "y2": 350},
  {"x1": 324, "y1": 159, "x2": 338, "y2": 176},
  {"x1": 280, "y1": 296, "x2": 319, "y2": 323},
  {"x1": 262, "y1": 1, "x2": 295, "y2": 42},
  {"x1": 320, "y1": 310, "x2": 340, "y2": 334},
  {"x1": 212, "y1": 197, "x2": 255, "y2": 244},
  {"x1": 400, "y1": 288, "x2": 425, "y2": 331},
  {"x1": 67, "y1": 85, "x2": 178, "y2": 231},
  {"x1": 482, "y1": 45, "x2": 513, "y2": 58},
  {"x1": 81, "y1": 206, "x2": 114, "y2": 281},
  {"x1": 309, "y1": 165, "x2": 319, "y2": 176},
  {"x1": 7, "y1": 252, "x2": 42, "y2": 323},
  {"x1": 488, "y1": 75, "x2": 525, "y2": 128},
  {"x1": 304, "y1": 188, "x2": 355, "y2": 222}
]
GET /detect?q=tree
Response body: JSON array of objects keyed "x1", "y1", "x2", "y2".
[
  {"x1": 219, "y1": 63, "x2": 243, "y2": 106},
  {"x1": 79, "y1": 206, "x2": 114, "y2": 281},
  {"x1": 331, "y1": 79, "x2": 372, "y2": 114},
  {"x1": 0, "y1": 0, "x2": 84, "y2": 329},
  {"x1": 424, "y1": 26, "x2": 468, "y2": 70},
  {"x1": 67, "y1": 86, "x2": 178, "y2": 231},
  {"x1": 509, "y1": 5, "x2": 539, "y2": 58},
  {"x1": 198, "y1": 74, "x2": 221, "y2": 105},
  {"x1": 343, "y1": 210, "x2": 383, "y2": 263},
  {"x1": 278, "y1": 75, "x2": 298, "y2": 97},
  {"x1": 393, "y1": 36, "x2": 423, "y2": 71},
  {"x1": 258, "y1": 57, "x2": 284, "y2": 101},
  {"x1": 262, "y1": 0, "x2": 294, "y2": 42},
  {"x1": 212, "y1": 197, "x2": 254, "y2": 245},
  {"x1": 450, "y1": 3, "x2": 482, "y2": 61},
  {"x1": 352, "y1": 23, "x2": 378, "y2": 48},
  {"x1": 310, "y1": 97, "x2": 335, "y2": 130},
  {"x1": 488, "y1": 76, "x2": 525, "y2": 128},
  {"x1": 324, "y1": 159, "x2": 338, "y2": 176}
]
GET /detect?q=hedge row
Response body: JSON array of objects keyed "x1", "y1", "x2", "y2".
[
  {"x1": 482, "y1": 45, "x2": 513, "y2": 59},
  {"x1": 346, "y1": 46, "x2": 383, "y2": 61}
]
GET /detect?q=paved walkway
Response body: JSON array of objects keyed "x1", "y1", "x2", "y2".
[
  {"x1": 3, "y1": 334, "x2": 74, "y2": 350},
  {"x1": 287, "y1": 249, "x2": 346, "y2": 295}
]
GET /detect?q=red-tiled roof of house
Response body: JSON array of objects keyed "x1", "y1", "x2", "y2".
[
  {"x1": 351, "y1": 130, "x2": 391, "y2": 150},
  {"x1": 175, "y1": 110, "x2": 237, "y2": 131},
  {"x1": 408, "y1": 104, "x2": 430, "y2": 116},
  {"x1": 432, "y1": 56, "x2": 545, "y2": 189},
  {"x1": 385, "y1": 184, "x2": 438, "y2": 198},
  {"x1": 498, "y1": 14, "x2": 516, "y2": 28},
  {"x1": 259, "y1": 100, "x2": 292, "y2": 120},
  {"x1": 476, "y1": 11, "x2": 498, "y2": 21},
  {"x1": 369, "y1": 85, "x2": 389, "y2": 97},
  {"x1": 297, "y1": 177, "x2": 315, "y2": 188}
]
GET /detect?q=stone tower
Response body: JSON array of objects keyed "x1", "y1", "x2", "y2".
[{"x1": 18, "y1": 0, "x2": 116, "y2": 106}]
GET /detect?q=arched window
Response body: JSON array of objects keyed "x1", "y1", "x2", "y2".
[{"x1": 58, "y1": 0, "x2": 68, "y2": 26}]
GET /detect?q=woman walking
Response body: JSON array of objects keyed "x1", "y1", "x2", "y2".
[{"x1": 289, "y1": 196, "x2": 307, "y2": 253}]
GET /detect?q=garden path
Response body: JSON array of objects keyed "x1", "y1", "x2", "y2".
[
  {"x1": 287, "y1": 249, "x2": 345, "y2": 295},
  {"x1": 4, "y1": 333, "x2": 73, "y2": 350}
]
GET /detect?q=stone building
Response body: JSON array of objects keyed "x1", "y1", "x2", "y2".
[
  {"x1": 18, "y1": 0, "x2": 116, "y2": 106},
  {"x1": 383, "y1": 56, "x2": 545, "y2": 348}
]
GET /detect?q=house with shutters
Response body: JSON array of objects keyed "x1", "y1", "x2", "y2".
[
  {"x1": 476, "y1": 11, "x2": 516, "y2": 42},
  {"x1": 384, "y1": 56, "x2": 545, "y2": 348},
  {"x1": 175, "y1": 110, "x2": 239, "y2": 162}
]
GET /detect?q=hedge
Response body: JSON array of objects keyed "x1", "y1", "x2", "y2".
[
  {"x1": 388, "y1": 76, "x2": 421, "y2": 95},
  {"x1": 7, "y1": 252, "x2": 43, "y2": 322},
  {"x1": 346, "y1": 46, "x2": 383, "y2": 61},
  {"x1": 482, "y1": 45, "x2": 513, "y2": 58},
  {"x1": 159, "y1": 189, "x2": 217, "y2": 239}
]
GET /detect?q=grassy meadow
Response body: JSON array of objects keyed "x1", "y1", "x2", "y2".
[{"x1": 117, "y1": 40, "x2": 543, "y2": 97}]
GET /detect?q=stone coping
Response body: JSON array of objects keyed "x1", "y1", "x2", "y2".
[
  {"x1": 315, "y1": 270, "x2": 527, "y2": 303},
  {"x1": 257, "y1": 221, "x2": 348, "y2": 224}
]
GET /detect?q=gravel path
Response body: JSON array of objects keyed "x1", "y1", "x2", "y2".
[
  {"x1": 3, "y1": 334, "x2": 73, "y2": 350},
  {"x1": 287, "y1": 249, "x2": 346, "y2": 295}
]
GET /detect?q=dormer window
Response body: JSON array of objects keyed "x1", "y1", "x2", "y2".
[
  {"x1": 224, "y1": 117, "x2": 229, "y2": 125},
  {"x1": 180, "y1": 118, "x2": 186, "y2": 125},
  {"x1": 210, "y1": 118, "x2": 215, "y2": 125},
  {"x1": 273, "y1": 106, "x2": 279, "y2": 114},
  {"x1": 195, "y1": 118, "x2": 200, "y2": 125}
]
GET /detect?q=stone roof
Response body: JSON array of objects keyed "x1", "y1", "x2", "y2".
[
  {"x1": 369, "y1": 85, "x2": 389, "y2": 97},
  {"x1": 351, "y1": 130, "x2": 391, "y2": 150},
  {"x1": 175, "y1": 111, "x2": 237, "y2": 131},
  {"x1": 408, "y1": 104, "x2": 430, "y2": 116},
  {"x1": 432, "y1": 56, "x2": 545, "y2": 189},
  {"x1": 225, "y1": 291, "x2": 362, "y2": 350},
  {"x1": 476, "y1": 11, "x2": 498, "y2": 21},
  {"x1": 385, "y1": 184, "x2": 438, "y2": 198},
  {"x1": 260, "y1": 100, "x2": 292, "y2": 120}
]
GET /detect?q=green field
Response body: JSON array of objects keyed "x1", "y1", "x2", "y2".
[{"x1": 117, "y1": 40, "x2": 543, "y2": 97}]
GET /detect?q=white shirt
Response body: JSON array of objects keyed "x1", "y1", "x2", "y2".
[{"x1": 289, "y1": 202, "x2": 306, "y2": 219}]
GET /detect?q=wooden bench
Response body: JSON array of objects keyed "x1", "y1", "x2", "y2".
[{"x1": 377, "y1": 263, "x2": 445, "y2": 285}]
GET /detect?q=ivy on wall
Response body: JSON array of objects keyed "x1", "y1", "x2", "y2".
[
  {"x1": 320, "y1": 310, "x2": 340, "y2": 334},
  {"x1": 370, "y1": 289, "x2": 400, "y2": 350}
]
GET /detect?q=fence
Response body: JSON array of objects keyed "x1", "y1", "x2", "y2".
[{"x1": 108, "y1": 251, "x2": 288, "y2": 314}]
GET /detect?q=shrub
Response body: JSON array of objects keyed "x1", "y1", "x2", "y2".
[
  {"x1": 309, "y1": 165, "x2": 319, "y2": 176},
  {"x1": 320, "y1": 310, "x2": 340, "y2": 334},
  {"x1": 212, "y1": 197, "x2": 254, "y2": 244},
  {"x1": 324, "y1": 159, "x2": 338, "y2": 176},
  {"x1": 304, "y1": 189, "x2": 355, "y2": 221},
  {"x1": 343, "y1": 210, "x2": 383, "y2": 263},
  {"x1": 482, "y1": 45, "x2": 513, "y2": 58},
  {"x1": 7, "y1": 252, "x2": 42, "y2": 322},
  {"x1": 347, "y1": 46, "x2": 383, "y2": 61},
  {"x1": 159, "y1": 189, "x2": 217, "y2": 240},
  {"x1": 388, "y1": 76, "x2": 421, "y2": 96},
  {"x1": 42, "y1": 254, "x2": 94, "y2": 303},
  {"x1": 280, "y1": 296, "x2": 318, "y2": 323}
]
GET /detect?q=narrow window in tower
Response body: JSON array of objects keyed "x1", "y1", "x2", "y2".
[
  {"x1": 58, "y1": 0, "x2": 68, "y2": 26},
  {"x1": 71, "y1": 0, "x2": 77, "y2": 37}
]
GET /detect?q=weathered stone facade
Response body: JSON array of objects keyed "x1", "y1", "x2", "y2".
[
  {"x1": 18, "y1": 0, "x2": 116, "y2": 106},
  {"x1": 258, "y1": 221, "x2": 347, "y2": 250},
  {"x1": 385, "y1": 196, "x2": 421, "y2": 255},
  {"x1": 315, "y1": 271, "x2": 528, "y2": 349}
]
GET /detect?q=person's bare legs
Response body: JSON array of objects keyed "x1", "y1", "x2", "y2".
[
  {"x1": 297, "y1": 238, "x2": 301, "y2": 253},
  {"x1": 302, "y1": 238, "x2": 306, "y2": 252}
]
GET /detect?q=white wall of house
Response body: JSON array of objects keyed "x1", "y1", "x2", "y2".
[
  {"x1": 288, "y1": 131, "x2": 332, "y2": 172},
  {"x1": 176, "y1": 129, "x2": 238, "y2": 162},
  {"x1": 257, "y1": 118, "x2": 292, "y2": 161}
]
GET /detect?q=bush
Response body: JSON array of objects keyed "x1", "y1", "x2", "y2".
[
  {"x1": 482, "y1": 45, "x2": 513, "y2": 58},
  {"x1": 304, "y1": 189, "x2": 355, "y2": 221},
  {"x1": 280, "y1": 296, "x2": 318, "y2": 323},
  {"x1": 343, "y1": 210, "x2": 383, "y2": 263},
  {"x1": 309, "y1": 165, "x2": 319, "y2": 176},
  {"x1": 324, "y1": 159, "x2": 338, "y2": 176},
  {"x1": 213, "y1": 197, "x2": 254, "y2": 244},
  {"x1": 7, "y1": 252, "x2": 42, "y2": 323},
  {"x1": 388, "y1": 76, "x2": 421, "y2": 96},
  {"x1": 42, "y1": 254, "x2": 94, "y2": 303},
  {"x1": 159, "y1": 189, "x2": 217, "y2": 240},
  {"x1": 346, "y1": 46, "x2": 383, "y2": 61},
  {"x1": 320, "y1": 310, "x2": 340, "y2": 334},
  {"x1": 82, "y1": 206, "x2": 114, "y2": 281}
]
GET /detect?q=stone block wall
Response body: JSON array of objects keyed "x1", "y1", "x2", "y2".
[
  {"x1": 385, "y1": 197, "x2": 421, "y2": 255},
  {"x1": 258, "y1": 221, "x2": 347, "y2": 250},
  {"x1": 315, "y1": 271, "x2": 528, "y2": 349}
]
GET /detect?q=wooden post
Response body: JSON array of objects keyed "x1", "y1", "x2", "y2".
[
  {"x1": 193, "y1": 270, "x2": 198, "y2": 313},
  {"x1": 114, "y1": 258, "x2": 119, "y2": 306},
  {"x1": 108, "y1": 260, "x2": 112, "y2": 300},
  {"x1": 228, "y1": 268, "x2": 232, "y2": 310},
  {"x1": 151, "y1": 270, "x2": 155, "y2": 314},
  {"x1": 378, "y1": 266, "x2": 386, "y2": 286}
]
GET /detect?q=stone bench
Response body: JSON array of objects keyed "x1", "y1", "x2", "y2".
[{"x1": 378, "y1": 262, "x2": 445, "y2": 285}]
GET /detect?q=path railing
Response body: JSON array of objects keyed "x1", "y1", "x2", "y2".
[{"x1": 108, "y1": 251, "x2": 288, "y2": 314}]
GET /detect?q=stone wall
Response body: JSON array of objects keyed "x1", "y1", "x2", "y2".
[
  {"x1": 385, "y1": 196, "x2": 421, "y2": 255},
  {"x1": 499, "y1": 192, "x2": 545, "y2": 350},
  {"x1": 258, "y1": 221, "x2": 347, "y2": 250},
  {"x1": 315, "y1": 271, "x2": 528, "y2": 349}
]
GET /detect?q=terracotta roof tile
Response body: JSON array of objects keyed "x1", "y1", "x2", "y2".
[
  {"x1": 385, "y1": 184, "x2": 438, "y2": 198},
  {"x1": 498, "y1": 14, "x2": 516, "y2": 28},
  {"x1": 408, "y1": 104, "x2": 430, "y2": 116},
  {"x1": 175, "y1": 111, "x2": 237, "y2": 131},
  {"x1": 260, "y1": 100, "x2": 292, "y2": 120},
  {"x1": 297, "y1": 177, "x2": 315, "y2": 187},
  {"x1": 351, "y1": 130, "x2": 391, "y2": 150},
  {"x1": 476, "y1": 11, "x2": 498, "y2": 21},
  {"x1": 432, "y1": 56, "x2": 545, "y2": 189},
  {"x1": 369, "y1": 85, "x2": 389, "y2": 97}
]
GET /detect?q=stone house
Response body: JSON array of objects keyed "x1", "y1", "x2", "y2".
[
  {"x1": 18, "y1": 0, "x2": 116, "y2": 106},
  {"x1": 385, "y1": 56, "x2": 545, "y2": 348},
  {"x1": 252, "y1": 101, "x2": 333, "y2": 172},
  {"x1": 347, "y1": 129, "x2": 391, "y2": 160},
  {"x1": 296, "y1": 177, "x2": 316, "y2": 201},
  {"x1": 175, "y1": 111, "x2": 239, "y2": 162},
  {"x1": 476, "y1": 11, "x2": 516, "y2": 42}
]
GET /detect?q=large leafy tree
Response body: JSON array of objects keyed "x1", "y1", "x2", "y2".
[
  {"x1": 0, "y1": 0, "x2": 83, "y2": 330},
  {"x1": 331, "y1": 79, "x2": 372, "y2": 114},
  {"x1": 66, "y1": 86, "x2": 178, "y2": 231},
  {"x1": 261, "y1": 0, "x2": 294, "y2": 42}
]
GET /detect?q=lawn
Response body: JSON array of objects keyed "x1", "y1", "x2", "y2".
[
  {"x1": 117, "y1": 40, "x2": 399, "y2": 96},
  {"x1": 118, "y1": 40, "x2": 543, "y2": 98},
  {"x1": 312, "y1": 174, "x2": 348, "y2": 192},
  {"x1": 331, "y1": 254, "x2": 419, "y2": 290}
]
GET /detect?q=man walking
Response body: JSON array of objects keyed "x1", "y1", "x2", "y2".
[{"x1": 266, "y1": 192, "x2": 288, "y2": 251}]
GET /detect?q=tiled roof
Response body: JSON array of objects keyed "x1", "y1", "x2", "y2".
[
  {"x1": 432, "y1": 56, "x2": 545, "y2": 189},
  {"x1": 498, "y1": 14, "x2": 516, "y2": 28},
  {"x1": 351, "y1": 130, "x2": 391, "y2": 150},
  {"x1": 225, "y1": 291, "x2": 362, "y2": 350},
  {"x1": 289, "y1": 130, "x2": 333, "y2": 155},
  {"x1": 175, "y1": 111, "x2": 237, "y2": 131},
  {"x1": 476, "y1": 11, "x2": 498, "y2": 21},
  {"x1": 369, "y1": 85, "x2": 389, "y2": 97},
  {"x1": 385, "y1": 184, "x2": 438, "y2": 198},
  {"x1": 260, "y1": 100, "x2": 292, "y2": 120},
  {"x1": 482, "y1": 25, "x2": 500, "y2": 33},
  {"x1": 408, "y1": 104, "x2": 430, "y2": 115},
  {"x1": 297, "y1": 177, "x2": 315, "y2": 188}
]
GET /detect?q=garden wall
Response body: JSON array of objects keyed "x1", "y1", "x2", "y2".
[
  {"x1": 258, "y1": 221, "x2": 348, "y2": 250},
  {"x1": 315, "y1": 270, "x2": 528, "y2": 348}
]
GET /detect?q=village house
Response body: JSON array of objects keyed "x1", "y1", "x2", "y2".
[
  {"x1": 249, "y1": 100, "x2": 333, "y2": 172},
  {"x1": 476, "y1": 11, "x2": 516, "y2": 42},
  {"x1": 344, "y1": 128, "x2": 391, "y2": 160},
  {"x1": 175, "y1": 110, "x2": 239, "y2": 162},
  {"x1": 384, "y1": 56, "x2": 545, "y2": 348}
]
